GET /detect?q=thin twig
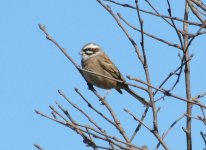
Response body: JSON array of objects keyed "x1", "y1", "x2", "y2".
[
  {"x1": 38, "y1": 24, "x2": 79, "y2": 68},
  {"x1": 187, "y1": 0, "x2": 205, "y2": 23},
  {"x1": 127, "y1": 76, "x2": 206, "y2": 108},
  {"x1": 58, "y1": 90, "x2": 104, "y2": 133},
  {"x1": 146, "y1": 0, "x2": 187, "y2": 37},
  {"x1": 184, "y1": 113, "x2": 206, "y2": 125},
  {"x1": 118, "y1": 14, "x2": 182, "y2": 50},
  {"x1": 104, "y1": 0, "x2": 202, "y2": 27},
  {"x1": 124, "y1": 109, "x2": 151, "y2": 131},
  {"x1": 49, "y1": 105, "x2": 68, "y2": 122},
  {"x1": 55, "y1": 101, "x2": 76, "y2": 123},
  {"x1": 35, "y1": 109, "x2": 89, "y2": 142},
  {"x1": 154, "y1": 56, "x2": 192, "y2": 96},
  {"x1": 97, "y1": 0, "x2": 144, "y2": 64},
  {"x1": 88, "y1": 86, "x2": 130, "y2": 142},
  {"x1": 34, "y1": 144, "x2": 44, "y2": 150},
  {"x1": 129, "y1": 107, "x2": 149, "y2": 142},
  {"x1": 58, "y1": 89, "x2": 116, "y2": 149},
  {"x1": 36, "y1": 110, "x2": 132, "y2": 149},
  {"x1": 166, "y1": 0, "x2": 184, "y2": 50},
  {"x1": 192, "y1": 0, "x2": 206, "y2": 12},
  {"x1": 185, "y1": 20, "x2": 206, "y2": 53},
  {"x1": 124, "y1": 108, "x2": 169, "y2": 150},
  {"x1": 192, "y1": 91, "x2": 206, "y2": 101},
  {"x1": 86, "y1": 128, "x2": 99, "y2": 150},
  {"x1": 74, "y1": 88, "x2": 116, "y2": 126},
  {"x1": 155, "y1": 113, "x2": 185, "y2": 149},
  {"x1": 74, "y1": 124, "x2": 144, "y2": 150},
  {"x1": 135, "y1": 2, "x2": 161, "y2": 149},
  {"x1": 200, "y1": 131, "x2": 206, "y2": 149}
]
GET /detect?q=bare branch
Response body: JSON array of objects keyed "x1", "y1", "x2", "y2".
[
  {"x1": 129, "y1": 107, "x2": 149, "y2": 142},
  {"x1": 124, "y1": 108, "x2": 169, "y2": 150},
  {"x1": 88, "y1": 87, "x2": 130, "y2": 142},
  {"x1": 127, "y1": 76, "x2": 206, "y2": 108},
  {"x1": 97, "y1": 0, "x2": 144, "y2": 64},
  {"x1": 183, "y1": 2, "x2": 192, "y2": 149},
  {"x1": 86, "y1": 128, "x2": 99, "y2": 150},
  {"x1": 49, "y1": 105, "x2": 68, "y2": 122},
  {"x1": 185, "y1": 20, "x2": 206, "y2": 53},
  {"x1": 192, "y1": 91, "x2": 206, "y2": 101},
  {"x1": 166, "y1": 0, "x2": 184, "y2": 49},
  {"x1": 104, "y1": 0, "x2": 202, "y2": 27},
  {"x1": 74, "y1": 88, "x2": 116, "y2": 126},
  {"x1": 55, "y1": 101, "x2": 76, "y2": 123},
  {"x1": 192, "y1": 0, "x2": 206, "y2": 12},
  {"x1": 156, "y1": 114, "x2": 185, "y2": 149},
  {"x1": 187, "y1": 0, "x2": 205, "y2": 23},
  {"x1": 38, "y1": 24, "x2": 79, "y2": 68},
  {"x1": 34, "y1": 144, "x2": 44, "y2": 150},
  {"x1": 37, "y1": 0, "x2": 206, "y2": 149},
  {"x1": 201, "y1": 131, "x2": 206, "y2": 149},
  {"x1": 154, "y1": 55, "x2": 193, "y2": 96},
  {"x1": 118, "y1": 14, "x2": 182, "y2": 50},
  {"x1": 58, "y1": 90, "x2": 104, "y2": 132},
  {"x1": 185, "y1": 113, "x2": 206, "y2": 125},
  {"x1": 146, "y1": 0, "x2": 188, "y2": 37}
]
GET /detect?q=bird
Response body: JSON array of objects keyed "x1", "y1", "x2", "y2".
[{"x1": 79, "y1": 43, "x2": 150, "y2": 107}]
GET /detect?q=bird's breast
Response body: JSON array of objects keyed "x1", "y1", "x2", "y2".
[{"x1": 82, "y1": 58, "x2": 118, "y2": 89}]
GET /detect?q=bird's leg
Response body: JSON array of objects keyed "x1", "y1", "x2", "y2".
[
  {"x1": 103, "y1": 89, "x2": 111, "y2": 100},
  {"x1": 87, "y1": 82, "x2": 96, "y2": 92}
]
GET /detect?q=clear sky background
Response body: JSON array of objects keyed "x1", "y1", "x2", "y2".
[{"x1": 1, "y1": 0, "x2": 206, "y2": 150}]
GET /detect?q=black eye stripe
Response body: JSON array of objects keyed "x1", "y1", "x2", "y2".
[{"x1": 83, "y1": 48, "x2": 91, "y2": 51}]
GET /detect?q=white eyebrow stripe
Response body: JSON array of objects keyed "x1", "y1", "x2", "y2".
[
  {"x1": 85, "y1": 50, "x2": 94, "y2": 54},
  {"x1": 83, "y1": 44, "x2": 100, "y2": 49}
]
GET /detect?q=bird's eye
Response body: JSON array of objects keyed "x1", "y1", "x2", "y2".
[{"x1": 84, "y1": 48, "x2": 90, "y2": 51}]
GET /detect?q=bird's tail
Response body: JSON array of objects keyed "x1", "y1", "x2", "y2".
[{"x1": 124, "y1": 87, "x2": 151, "y2": 107}]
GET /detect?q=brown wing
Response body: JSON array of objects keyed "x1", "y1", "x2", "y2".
[{"x1": 98, "y1": 52, "x2": 125, "y2": 82}]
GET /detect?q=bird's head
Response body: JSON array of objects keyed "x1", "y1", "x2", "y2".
[{"x1": 79, "y1": 43, "x2": 102, "y2": 60}]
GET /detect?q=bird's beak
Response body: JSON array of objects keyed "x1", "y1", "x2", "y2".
[{"x1": 79, "y1": 51, "x2": 84, "y2": 55}]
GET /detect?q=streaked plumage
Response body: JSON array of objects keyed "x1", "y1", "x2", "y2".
[{"x1": 80, "y1": 43, "x2": 150, "y2": 107}]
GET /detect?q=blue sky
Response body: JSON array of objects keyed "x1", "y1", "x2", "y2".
[{"x1": 1, "y1": 0, "x2": 206, "y2": 150}]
